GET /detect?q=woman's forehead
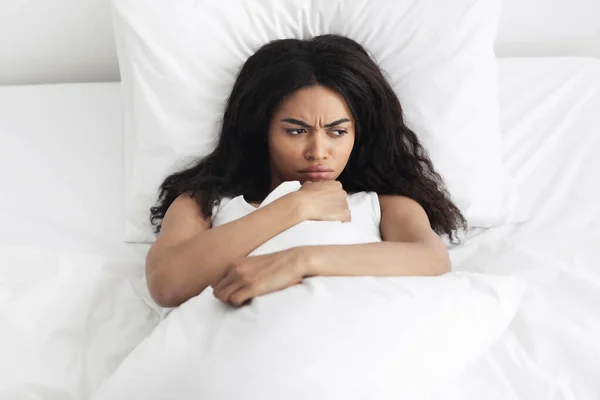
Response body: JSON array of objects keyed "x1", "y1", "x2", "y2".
[{"x1": 274, "y1": 85, "x2": 353, "y2": 122}]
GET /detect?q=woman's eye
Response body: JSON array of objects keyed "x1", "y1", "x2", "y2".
[
  {"x1": 330, "y1": 129, "x2": 347, "y2": 136},
  {"x1": 286, "y1": 128, "x2": 306, "y2": 135}
]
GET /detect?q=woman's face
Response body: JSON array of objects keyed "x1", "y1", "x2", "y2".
[{"x1": 267, "y1": 85, "x2": 355, "y2": 189}]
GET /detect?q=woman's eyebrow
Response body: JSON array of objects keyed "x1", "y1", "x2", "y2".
[
  {"x1": 280, "y1": 118, "x2": 351, "y2": 128},
  {"x1": 324, "y1": 118, "x2": 351, "y2": 128},
  {"x1": 281, "y1": 118, "x2": 312, "y2": 128}
]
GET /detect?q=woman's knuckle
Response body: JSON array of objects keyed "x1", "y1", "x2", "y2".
[
  {"x1": 233, "y1": 265, "x2": 246, "y2": 276},
  {"x1": 226, "y1": 262, "x2": 238, "y2": 273}
]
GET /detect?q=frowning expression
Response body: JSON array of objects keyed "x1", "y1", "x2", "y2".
[{"x1": 267, "y1": 84, "x2": 356, "y2": 189}]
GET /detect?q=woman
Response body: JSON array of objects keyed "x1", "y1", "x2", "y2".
[{"x1": 147, "y1": 34, "x2": 466, "y2": 309}]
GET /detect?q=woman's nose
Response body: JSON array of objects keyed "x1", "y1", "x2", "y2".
[{"x1": 304, "y1": 132, "x2": 328, "y2": 160}]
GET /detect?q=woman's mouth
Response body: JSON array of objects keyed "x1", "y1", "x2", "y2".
[
  {"x1": 298, "y1": 165, "x2": 334, "y2": 180},
  {"x1": 300, "y1": 171, "x2": 333, "y2": 180}
]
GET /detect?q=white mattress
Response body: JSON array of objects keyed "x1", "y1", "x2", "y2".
[{"x1": 1, "y1": 57, "x2": 600, "y2": 399}]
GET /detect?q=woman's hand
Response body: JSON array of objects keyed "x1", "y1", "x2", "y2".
[
  {"x1": 211, "y1": 248, "x2": 309, "y2": 307},
  {"x1": 296, "y1": 180, "x2": 351, "y2": 222}
]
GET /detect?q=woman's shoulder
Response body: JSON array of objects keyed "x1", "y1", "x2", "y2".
[{"x1": 376, "y1": 194, "x2": 425, "y2": 215}]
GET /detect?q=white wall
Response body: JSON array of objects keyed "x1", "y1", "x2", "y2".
[
  {"x1": 0, "y1": 0, "x2": 599, "y2": 86},
  {"x1": 496, "y1": 0, "x2": 600, "y2": 58},
  {"x1": 0, "y1": 0, "x2": 119, "y2": 85}
]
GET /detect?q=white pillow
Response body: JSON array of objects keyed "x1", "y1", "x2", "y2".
[{"x1": 112, "y1": 0, "x2": 521, "y2": 242}]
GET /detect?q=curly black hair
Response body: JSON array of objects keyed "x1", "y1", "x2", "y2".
[{"x1": 150, "y1": 34, "x2": 467, "y2": 243}]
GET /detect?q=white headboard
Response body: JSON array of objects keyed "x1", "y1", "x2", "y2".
[{"x1": 0, "y1": 0, "x2": 599, "y2": 86}]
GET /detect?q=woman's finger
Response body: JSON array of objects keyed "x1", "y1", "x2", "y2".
[
  {"x1": 212, "y1": 267, "x2": 237, "y2": 295},
  {"x1": 219, "y1": 280, "x2": 247, "y2": 304},
  {"x1": 229, "y1": 287, "x2": 252, "y2": 308}
]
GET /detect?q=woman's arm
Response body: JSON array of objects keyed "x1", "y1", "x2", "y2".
[
  {"x1": 302, "y1": 195, "x2": 451, "y2": 278},
  {"x1": 212, "y1": 195, "x2": 452, "y2": 308},
  {"x1": 147, "y1": 181, "x2": 350, "y2": 308},
  {"x1": 146, "y1": 192, "x2": 305, "y2": 308}
]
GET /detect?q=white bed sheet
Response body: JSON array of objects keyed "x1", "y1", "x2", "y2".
[
  {"x1": 1, "y1": 57, "x2": 599, "y2": 399},
  {"x1": 0, "y1": 83, "x2": 156, "y2": 399},
  {"x1": 444, "y1": 57, "x2": 600, "y2": 400}
]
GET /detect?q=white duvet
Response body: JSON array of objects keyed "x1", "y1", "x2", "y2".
[
  {"x1": 89, "y1": 181, "x2": 525, "y2": 400},
  {"x1": 0, "y1": 246, "x2": 158, "y2": 400}
]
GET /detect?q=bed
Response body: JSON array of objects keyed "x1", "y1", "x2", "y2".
[{"x1": 0, "y1": 57, "x2": 599, "y2": 399}]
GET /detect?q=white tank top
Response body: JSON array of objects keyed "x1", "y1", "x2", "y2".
[{"x1": 211, "y1": 181, "x2": 382, "y2": 241}]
